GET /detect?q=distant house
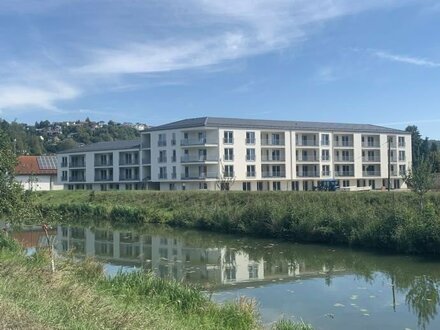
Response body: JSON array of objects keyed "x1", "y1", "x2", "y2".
[{"x1": 15, "y1": 156, "x2": 63, "y2": 191}]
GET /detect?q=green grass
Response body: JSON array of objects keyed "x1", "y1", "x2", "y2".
[
  {"x1": 0, "y1": 232, "x2": 313, "y2": 330},
  {"x1": 35, "y1": 190, "x2": 440, "y2": 255}
]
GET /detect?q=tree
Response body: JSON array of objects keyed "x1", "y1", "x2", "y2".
[
  {"x1": 403, "y1": 159, "x2": 435, "y2": 209},
  {"x1": 405, "y1": 125, "x2": 423, "y2": 166}
]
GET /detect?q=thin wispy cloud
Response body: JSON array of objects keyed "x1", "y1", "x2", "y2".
[
  {"x1": 372, "y1": 50, "x2": 440, "y2": 68},
  {"x1": 0, "y1": 0, "x2": 424, "y2": 113}
]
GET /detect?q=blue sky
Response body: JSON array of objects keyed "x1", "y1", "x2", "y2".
[{"x1": 1, "y1": 0, "x2": 440, "y2": 138}]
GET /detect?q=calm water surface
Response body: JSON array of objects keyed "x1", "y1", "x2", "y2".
[{"x1": 13, "y1": 223, "x2": 440, "y2": 330}]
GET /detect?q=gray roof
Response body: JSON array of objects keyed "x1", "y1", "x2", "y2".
[
  {"x1": 58, "y1": 139, "x2": 140, "y2": 154},
  {"x1": 146, "y1": 117, "x2": 408, "y2": 134}
]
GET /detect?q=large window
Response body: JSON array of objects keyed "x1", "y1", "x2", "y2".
[
  {"x1": 224, "y1": 165, "x2": 234, "y2": 177},
  {"x1": 246, "y1": 165, "x2": 256, "y2": 177},
  {"x1": 246, "y1": 131, "x2": 255, "y2": 144},
  {"x1": 224, "y1": 131, "x2": 233, "y2": 144},
  {"x1": 224, "y1": 148, "x2": 234, "y2": 161},
  {"x1": 246, "y1": 148, "x2": 256, "y2": 161}
]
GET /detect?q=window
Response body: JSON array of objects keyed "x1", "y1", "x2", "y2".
[
  {"x1": 159, "y1": 167, "x2": 167, "y2": 179},
  {"x1": 399, "y1": 151, "x2": 405, "y2": 161},
  {"x1": 398, "y1": 136, "x2": 405, "y2": 147},
  {"x1": 272, "y1": 165, "x2": 282, "y2": 177},
  {"x1": 158, "y1": 133, "x2": 167, "y2": 147},
  {"x1": 248, "y1": 264, "x2": 259, "y2": 279},
  {"x1": 341, "y1": 135, "x2": 351, "y2": 146},
  {"x1": 61, "y1": 171, "x2": 68, "y2": 181},
  {"x1": 224, "y1": 131, "x2": 233, "y2": 144},
  {"x1": 257, "y1": 181, "x2": 264, "y2": 191},
  {"x1": 224, "y1": 148, "x2": 234, "y2": 161},
  {"x1": 271, "y1": 133, "x2": 281, "y2": 145},
  {"x1": 321, "y1": 134, "x2": 329, "y2": 146},
  {"x1": 272, "y1": 149, "x2": 281, "y2": 161},
  {"x1": 246, "y1": 148, "x2": 256, "y2": 161},
  {"x1": 198, "y1": 149, "x2": 207, "y2": 161},
  {"x1": 171, "y1": 133, "x2": 176, "y2": 146},
  {"x1": 199, "y1": 182, "x2": 208, "y2": 189},
  {"x1": 172, "y1": 166, "x2": 177, "y2": 179},
  {"x1": 61, "y1": 156, "x2": 68, "y2": 167},
  {"x1": 158, "y1": 150, "x2": 167, "y2": 163},
  {"x1": 399, "y1": 165, "x2": 406, "y2": 176},
  {"x1": 198, "y1": 132, "x2": 206, "y2": 143},
  {"x1": 321, "y1": 149, "x2": 330, "y2": 161},
  {"x1": 272, "y1": 181, "x2": 281, "y2": 191},
  {"x1": 172, "y1": 150, "x2": 176, "y2": 162},
  {"x1": 342, "y1": 150, "x2": 351, "y2": 161},
  {"x1": 224, "y1": 165, "x2": 234, "y2": 177},
  {"x1": 242, "y1": 182, "x2": 251, "y2": 191},
  {"x1": 322, "y1": 165, "x2": 330, "y2": 176},
  {"x1": 169, "y1": 183, "x2": 176, "y2": 190},
  {"x1": 343, "y1": 180, "x2": 350, "y2": 187},
  {"x1": 291, "y1": 181, "x2": 299, "y2": 191},
  {"x1": 246, "y1": 131, "x2": 255, "y2": 144},
  {"x1": 246, "y1": 165, "x2": 256, "y2": 177}
]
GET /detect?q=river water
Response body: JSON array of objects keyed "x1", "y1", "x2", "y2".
[{"x1": 12, "y1": 223, "x2": 440, "y2": 330}]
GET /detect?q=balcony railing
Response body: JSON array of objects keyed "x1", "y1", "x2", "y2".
[
  {"x1": 321, "y1": 140, "x2": 330, "y2": 146},
  {"x1": 61, "y1": 176, "x2": 68, "y2": 182},
  {"x1": 141, "y1": 142, "x2": 151, "y2": 149},
  {"x1": 158, "y1": 156, "x2": 167, "y2": 163},
  {"x1": 158, "y1": 140, "x2": 167, "y2": 147},
  {"x1": 334, "y1": 157, "x2": 354, "y2": 162},
  {"x1": 180, "y1": 138, "x2": 217, "y2": 146},
  {"x1": 171, "y1": 172, "x2": 177, "y2": 179},
  {"x1": 261, "y1": 155, "x2": 285, "y2": 162},
  {"x1": 158, "y1": 173, "x2": 167, "y2": 180},
  {"x1": 223, "y1": 138, "x2": 234, "y2": 144},
  {"x1": 297, "y1": 171, "x2": 319, "y2": 177},
  {"x1": 120, "y1": 175, "x2": 140, "y2": 181},
  {"x1": 362, "y1": 156, "x2": 381, "y2": 162},
  {"x1": 95, "y1": 176, "x2": 113, "y2": 181},
  {"x1": 181, "y1": 172, "x2": 218, "y2": 180},
  {"x1": 61, "y1": 162, "x2": 68, "y2": 168},
  {"x1": 334, "y1": 141, "x2": 354, "y2": 147},
  {"x1": 181, "y1": 155, "x2": 218, "y2": 163},
  {"x1": 246, "y1": 171, "x2": 256, "y2": 177},
  {"x1": 262, "y1": 171, "x2": 286, "y2": 178},
  {"x1": 296, "y1": 140, "x2": 318, "y2": 147},
  {"x1": 363, "y1": 171, "x2": 381, "y2": 177},
  {"x1": 398, "y1": 142, "x2": 406, "y2": 148},
  {"x1": 119, "y1": 160, "x2": 139, "y2": 166},
  {"x1": 142, "y1": 158, "x2": 151, "y2": 165},
  {"x1": 171, "y1": 156, "x2": 177, "y2": 162},
  {"x1": 362, "y1": 142, "x2": 380, "y2": 148},
  {"x1": 296, "y1": 156, "x2": 319, "y2": 162},
  {"x1": 171, "y1": 139, "x2": 176, "y2": 146},
  {"x1": 321, "y1": 171, "x2": 331, "y2": 176},
  {"x1": 246, "y1": 155, "x2": 256, "y2": 161},
  {"x1": 261, "y1": 139, "x2": 285, "y2": 146},
  {"x1": 94, "y1": 161, "x2": 113, "y2": 167},
  {"x1": 69, "y1": 162, "x2": 85, "y2": 168},
  {"x1": 245, "y1": 138, "x2": 256, "y2": 144},
  {"x1": 223, "y1": 155, "x2": 234, "y2": 161},
  {"x1": 399, "y1": 156, "x2": 406, "y2": 161},
  {"x1": 69, "y1": 176, "x2": 86, "y2": 182},
  {"x1": 335, "y1": 171, "x2": 354, "y2": 177},
  {"x1": 223, "y1": 171, "x2": 235, "y2": 178}
]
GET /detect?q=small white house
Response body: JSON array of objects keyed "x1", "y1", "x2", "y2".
[{"x1": 15, "y1": 156, "x2": 63, "y2": 191}]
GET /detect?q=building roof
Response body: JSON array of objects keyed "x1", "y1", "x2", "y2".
[
  {"x1": 15, "y1": 156, "x2": 57, "y2": 175},
  {"x1": 58, "y1": 139, "x2": 140, "y2": 154},
  {"x1": 146, "y1": 117, "x2": 408, "y2": 134}
]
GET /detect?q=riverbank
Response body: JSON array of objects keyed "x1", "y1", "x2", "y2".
[
  {"x1": 0, "y1": 233, "x2": 310, "y2": 330},
  {"x1": 35, "y1": 190, "x2": 440, "y2": 255}
]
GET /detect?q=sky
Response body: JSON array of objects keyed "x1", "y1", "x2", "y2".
[{"x1": 1, "y1": 0, "x2": 440, "y2": 138}]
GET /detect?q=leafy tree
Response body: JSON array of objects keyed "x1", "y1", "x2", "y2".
[
  {"x1": 403, "y1": 159, "x2": 435, "y2": 209},
  {"x1": 405, "y1": 125, "x2": 423, "y2": 166}
]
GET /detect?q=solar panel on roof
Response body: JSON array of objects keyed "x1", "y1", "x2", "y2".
[{"x1": 37, "y1": 156, "x2": 57, "y2": 170}]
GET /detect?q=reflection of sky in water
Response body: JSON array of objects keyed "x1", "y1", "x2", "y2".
[
  {"x1": 103, "y1": 264, "x2": 138, "y2": 277},
  {"x1": 214, "y1": 273, "x2": 430, "y2": 330}
]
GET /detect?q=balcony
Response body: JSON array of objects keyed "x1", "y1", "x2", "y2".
[
  {"x1": 296, "y1": 156, "x2": 319, "y2": 162},
  {"x1": 335, "y1": 171, "x2": 354, "y2": 177},
  {"x1": 297, "y1": 171, "x2": 319, "y2": 178},
  {"x1": 261, "y1": 139, "x2": 285, "y2": 146},
  {"x1": 321, "y1": 171, "x2": 331, "y2": 177},
  {"x1": 262, "y1": 155, "x2": 285, "y2": 162},
  {"x1": 120, "y1": 175, "x2": 140, "y2": 181},
  {"x1": 334, "y1": 141, "x2": 354, "y2": 147},
  {"x1": 69, "y1": 176, "x2": 86, "y2": 182},
  {"x1": 245, "y1": 138, "x2": 256, "y2": 144},
  {"x1": 181, "y1": 155, "x2": 218, "y2": 163},
  {"x1": 363, "y1": 171, "x2": 381, "y2": 177},
  {"x1": 320, "y1": 140, "x2": 330, "y2": 146},
  {"x1": 362, "y1": 156, "x2": 381, "y2": 163},
  {"x1": 334, "y1": 157, "x2": 354, "y2": 162},
  {"x1": 158, "y1": 156, "x2": 167, "y2": 163},
  {"x1": 142, "y1": 158, "x2": 151, "y2": 165},
  {"x1": 119, "y1": 160, "x2": 139, "y2": 166},
  {"x1": 141, "y1": 142, "x2": 151, "y2": 149},
  {"x1": 95, "y1": 176, "x2": 113, "y2": 182},
  {"x1": 181, "y1": 172, "x2": 218, "y2": 180},
  {"x1": 94, "y1": 161, "x2": 113, "y2": 167},
  {"x1": 362, "y1": 142, "x2": 380, "y2": 148},
  {"x1": 262, "y1": 171, "x2": 286, "y2": 178},
  {"x1": 180, "y1": 138, "x2": 217, "y2": 146},
  {"x1": 296, "y1": 140, "x2": 318, "y2": 147},
  {"x1": 69, "y1": 161, "x2": 85, "y2": 168}
]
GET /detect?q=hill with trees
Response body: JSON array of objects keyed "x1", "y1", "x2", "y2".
[{"x1": 0, "y1": 118, "x2": 146, "y2": 155}]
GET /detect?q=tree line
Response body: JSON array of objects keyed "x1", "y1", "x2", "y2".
[
  {"x1": 0, "y1": 118, "x2": 142, "y2": 155},
  {"x1": 405, "y1": 125, "x2": 440, "y2": 172}
]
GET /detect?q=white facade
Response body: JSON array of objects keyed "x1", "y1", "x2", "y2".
[
  {"x1": 16, "y1": 174, "x2": 63, "y2": 191},
  {"x1": 141, "y1": 119, "x2": 412, "y2": 191},
  {"x1": 57, "y1": 118, "x2": 412, "y2": 191}
]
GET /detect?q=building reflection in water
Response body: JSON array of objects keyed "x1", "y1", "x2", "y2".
[{"x1": 56, "y1": 226, "x2": 344, "y2": 287}]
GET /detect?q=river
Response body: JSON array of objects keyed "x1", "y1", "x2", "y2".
[{"x1": 12, "y1": 223, "x2": 440, "y2": 330}]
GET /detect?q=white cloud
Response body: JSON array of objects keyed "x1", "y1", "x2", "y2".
[{"x1": 372, "y1": 50, "x2": 440, "y2": 68}]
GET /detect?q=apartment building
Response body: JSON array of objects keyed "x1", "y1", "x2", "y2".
[
  {"x1": 57, "y1": 140, "x2": 143, "y2": 190},
  {"x1": 58, "y1": 117, "x2": 412, "y2": 191},
  {"x1": 142, "y1": 117, "x2": 412, "y2": 191}
]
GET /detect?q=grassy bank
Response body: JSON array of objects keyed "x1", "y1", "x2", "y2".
[
  {"x1": 0, "y1": 233, "x2": 310, "y2": 330},
  {"x1": 35, "y1": 190, "x2": 440, "y2": 255}
]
